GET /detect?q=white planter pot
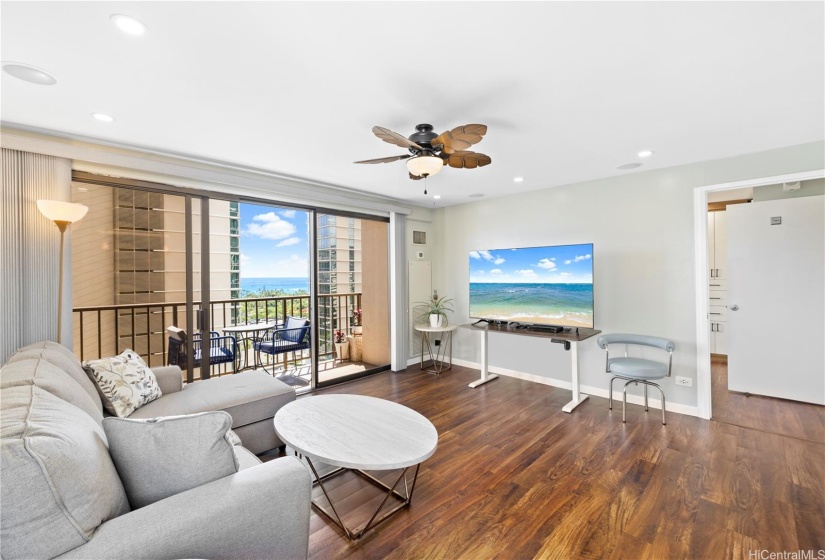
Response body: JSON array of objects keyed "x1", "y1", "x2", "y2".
[
  {"x1": 334, "y1": 342, "x2": 349, "y2": 360},
  {"x1": 429, "y1": 314, "x2": 441, "y2": 328}
]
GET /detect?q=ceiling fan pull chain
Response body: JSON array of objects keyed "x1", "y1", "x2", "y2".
[{"x1": 424, "y1": 175, "x2": 427, "y2": 195}]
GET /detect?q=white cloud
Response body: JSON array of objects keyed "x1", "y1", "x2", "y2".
[
  {"x1": 241, "y1": 254, "x2": 308, "y2": 278},
  {"x1": 479, "y1": 250, "x2": 494, "y2": 262},
  {"x1": 516, "y1": 269, "x2": 538, "y2": 278},
  {"x1": 574, "y1": 254, "x2": 592, "y2": 262},
  {"x1": 240, "y1": 253, "x2": 251, "y2": 264},
  {"x1": 490, "y1": 269, "x2": 503, "y2": 275},
  {"x1": 564, "y1": 259, "x2": 572, "y2": 265},
  {"x1": 493, "y1": 257, "x2": 505, "y2": 265},
  {"x1": 469, "y1": 251, "x2": 481, "y2": 259},
  {"x1": 280, "y1": 209, "x2": 297, "y2": 218},
  {"x1": 536, "y1": 258, "x2": 557, "y2": 270},
  {"x1": 244, "y1": 212, "x2": 296, "y2": 240},
  {"x1": 276, "y1": 237, "x2": 300, "y2": 247}
]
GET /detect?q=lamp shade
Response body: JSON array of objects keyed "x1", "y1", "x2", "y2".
[
  {"x1": 406, "y1": 155, "x2": 444, "y2": 178},
  {"x1": 37, "y1": 200, "x2": 88, "y2": 223}
]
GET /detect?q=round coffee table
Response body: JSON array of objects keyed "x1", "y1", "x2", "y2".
[{"x1": 274, "y1": 395, "x2": 438, "y2": 540}]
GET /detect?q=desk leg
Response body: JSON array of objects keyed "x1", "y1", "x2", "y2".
[
  {"x1": 469, "y1": 329, "x2": 498, "y2": 388},
  {"x1": 562, "y1": 340, "x2": 589, "y2": 412}
]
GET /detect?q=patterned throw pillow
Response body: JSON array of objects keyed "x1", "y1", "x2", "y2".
[{"x1": 83, "y1": 350, "x2": 162, "y2": 417}]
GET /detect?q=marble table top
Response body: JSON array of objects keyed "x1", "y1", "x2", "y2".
[
  {"x1": 414, "y1": 324, "x2": 458, "y2": 333},
  {"x1": 274, "y1": 395, "x2": 438, "y2": 470}
]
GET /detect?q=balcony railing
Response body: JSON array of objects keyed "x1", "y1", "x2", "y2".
[{"x1": 72, "y1": 293, "x2": 362, "y2": 378}]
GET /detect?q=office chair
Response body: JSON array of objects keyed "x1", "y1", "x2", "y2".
[{"x1": 597, "y1": 333, "x2": 675, "y2": 425}]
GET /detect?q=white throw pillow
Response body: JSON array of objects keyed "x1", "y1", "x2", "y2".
[
  {"x1": 83, "y1": 350, "x2": 162, "y2": 417},
  {"x1": 102, "y1": 412, "x2": 240, "y2": 509}
]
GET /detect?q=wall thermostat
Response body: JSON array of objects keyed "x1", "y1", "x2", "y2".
[{"x1": 770, "y1": 216, "x2": 782, "y2": 225}]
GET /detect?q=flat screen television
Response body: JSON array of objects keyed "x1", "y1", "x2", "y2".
[{"x1": 469, "y1": 243, "x2": 594, "y2": 329}]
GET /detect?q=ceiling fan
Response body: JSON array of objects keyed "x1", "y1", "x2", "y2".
[{"x1": 355, "y1": 123, "x2": 492, "y2": 193}]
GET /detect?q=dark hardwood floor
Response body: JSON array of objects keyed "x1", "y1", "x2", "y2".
[
  {"x1": 711, "y1": 355, "x2": 825, "y2": 444},
  {"x1": 278, "y1": 365, "x2": 824, "y2": 559}
]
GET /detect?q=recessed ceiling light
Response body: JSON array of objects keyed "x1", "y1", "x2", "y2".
[
  {"x1": 617, "y1": 163, "x2": 642, "y2": 170},
  {"x1": 513, "y1": 177, "x2": 525, "y2": 183},
  {"x1": 637, "y1": 150, "x2": 654, "y2": 158},
  {"x1": 2, "y1": 62, "x2": 57, "y2": 85},
  {"x1": 468, "y1": 193, "x2": 485, "y2": 198},
  {"x1": 433, "y1": 195, "x2": 441, "y2": 199},
  {"x1": 111, "y1": 14, "x2": 147, "y2": 36},
  {"x1": 91, "y1": 113, "x2": 115, "y2": 123}
]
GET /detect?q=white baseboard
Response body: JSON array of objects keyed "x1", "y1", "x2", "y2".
[{"x1": 451, "y1": 358, "x2": 699, "y2": 418}]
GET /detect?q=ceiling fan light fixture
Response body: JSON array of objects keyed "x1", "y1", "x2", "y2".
[{"x1": 406, "y1": 155, "x2": 443, "y2": 178}]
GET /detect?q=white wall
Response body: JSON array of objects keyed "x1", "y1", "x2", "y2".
[{"x1": 431, "y1": 141, "x2": 825, "y2": 413}]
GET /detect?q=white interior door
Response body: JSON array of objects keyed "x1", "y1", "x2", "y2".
[{"x1": 727, "y1": 196, "x2": 825, "y2": 405}]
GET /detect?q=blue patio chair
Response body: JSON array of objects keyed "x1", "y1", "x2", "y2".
[
  {"x1": 253, "y1": 317, "x2": 311, "y2": 380},
  {"x1": 167, "y1": 326, "x2": 238, "y2": 371}
]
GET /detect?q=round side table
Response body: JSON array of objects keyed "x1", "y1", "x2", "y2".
[{"x1": 414, "y1": 324, "x2": 457, "y2": 375}]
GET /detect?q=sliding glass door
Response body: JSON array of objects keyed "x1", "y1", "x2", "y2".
[
  {"x1": 315, "y1": 213, "x2": 390, "y2": 387},
  {"x1": 71, "y1": 171, "x2": 387, "y2": 392}
]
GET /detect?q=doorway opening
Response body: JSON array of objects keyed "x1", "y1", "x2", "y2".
[{"x1": 693, "y1": 169, "x2": 825, "y2": 440}]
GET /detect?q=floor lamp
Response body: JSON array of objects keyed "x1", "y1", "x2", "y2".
[{"x1": 37, "y1": 200, "x2": 88, "y2": 344}]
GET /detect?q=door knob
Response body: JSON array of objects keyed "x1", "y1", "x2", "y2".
[{"x1": 729, "y1": 304, "x2": 739, "y2": 311}]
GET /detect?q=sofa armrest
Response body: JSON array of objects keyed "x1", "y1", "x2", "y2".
[
  {"x1": 152, "y1": 365, "x2": 183, "y2": 394},
  {"x1": 56, "y1": 456, "x2": 311, "y2": 560}
]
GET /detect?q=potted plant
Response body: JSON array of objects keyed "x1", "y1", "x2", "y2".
[
  {"x1": 416, "y1": 291, "x2": 454, "y2": 328},
  {"x1": 352, "y1": 308, "x2": 363, "y2": 335},
  {"x1": 333, "y1": 329, "x2": 349, "y2": 361}
]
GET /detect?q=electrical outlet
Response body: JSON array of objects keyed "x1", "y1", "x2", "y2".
[{"x1": 675, "y1": 376, "x2": 692, "y2": 387}]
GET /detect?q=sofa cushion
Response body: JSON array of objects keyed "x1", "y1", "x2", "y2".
[
  {"x1": 83, "y1": 349, "x2": 163, "y2": 417},
  {"x1": 9, "y1": 341, "x2": 103, "y2": 413},
  {"x1": 0, "y1": 385, "x2": 130, "y2": 560},
  {"x1": 0, "y1": 358, "x2": 104, "y2": 424},
  {"x1": 129, "y1": 370, "x2": 294, "y2": 428},
  {"x1": 103, "y1": 412, "x2": 239, "y2": 509},
  {"x1": 235, "y1": 445, "x2": 263, "y2": 470}
]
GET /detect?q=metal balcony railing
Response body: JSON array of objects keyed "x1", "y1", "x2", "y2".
[{"x1": 72, "y1": 293, "x2": 363, "y2": 379}]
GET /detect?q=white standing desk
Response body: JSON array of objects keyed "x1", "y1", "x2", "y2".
[{"x1": 460, "y1": 323, "x2": 601, "y2": 413}]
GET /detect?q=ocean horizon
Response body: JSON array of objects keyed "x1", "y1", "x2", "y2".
[{"x1": 241, "y1": 277, "x2": 309, "y2": 294}]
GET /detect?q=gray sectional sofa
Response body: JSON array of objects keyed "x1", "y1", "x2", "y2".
[{"x1": 0, "y1": 341, "x2": 312, "y2": 560}]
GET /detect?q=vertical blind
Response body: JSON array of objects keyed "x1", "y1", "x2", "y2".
[{"x1": 1, "y1": 148, "x2": 72, "y2": 362}]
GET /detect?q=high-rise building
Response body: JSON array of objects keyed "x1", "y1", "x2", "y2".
[
  {"x1": 71, "y1": 183, "x2": 239, "y2": 365},
  {"x1": 316, "y1": 214, "x2": 362, "y2": 353}
]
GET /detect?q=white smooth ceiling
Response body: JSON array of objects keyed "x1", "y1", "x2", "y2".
[{"x1": 2, "y1": 2, "x2": 823, "y2": 206}]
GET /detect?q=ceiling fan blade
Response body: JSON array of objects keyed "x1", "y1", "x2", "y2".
[
  {"x1": 432, "y1": 124, "x2": 488, "y2": 154},
  {"x1": 354, "y1": 154, "x2": 412, "y2": 164},
  {"x1": 446, "y1": 151, "x2": 492, "y2": 169},
  {"x1": 373, "y1": 126, "x2": 425, "y2": 150}
]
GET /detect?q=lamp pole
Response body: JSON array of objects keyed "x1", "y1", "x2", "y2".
[{"x1": 55, "y1": 220, "x2": 70, "y2": 343}]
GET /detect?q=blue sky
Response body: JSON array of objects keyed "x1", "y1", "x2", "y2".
[
  {"x1": 238, "y1": 203, "x2": 309, "y2": 278},
  {"x1": 469, "y1": 244, "x2": 594, "y2": 284}
]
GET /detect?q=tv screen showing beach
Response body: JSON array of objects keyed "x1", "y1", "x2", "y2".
[{"x1": 469, "y1": 244, "x2": 594, "y2": 328}]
